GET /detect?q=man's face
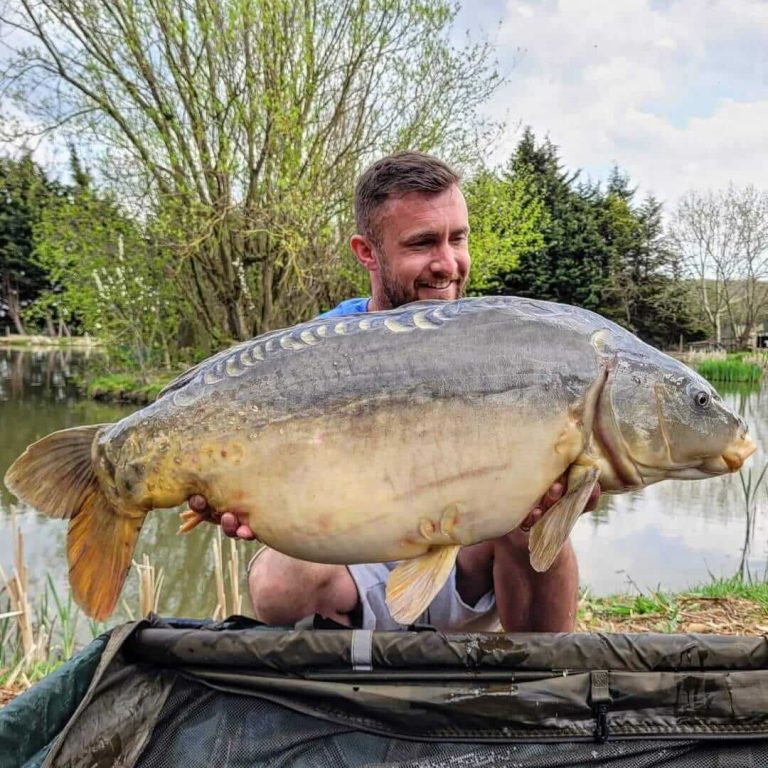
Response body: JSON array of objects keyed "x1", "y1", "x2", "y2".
[{"x1": 372, "y1": 185, "x2": 471, "y2": 309}]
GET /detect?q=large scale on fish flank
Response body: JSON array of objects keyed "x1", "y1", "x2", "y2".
[{"x1": 4, "y1": 297, "x2": 755, "y2": 623}]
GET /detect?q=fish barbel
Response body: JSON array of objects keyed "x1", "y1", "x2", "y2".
[{"x1": 3, "y1": 297, "x2": 756, "y2": 621}]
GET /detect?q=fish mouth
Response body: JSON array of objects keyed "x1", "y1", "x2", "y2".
[
  {"x1": 721, "y1": 435, "x2": 757, "y2": 472},
  {"x1": 670, "y1": 434, "x2": 757, "y2": 480}
]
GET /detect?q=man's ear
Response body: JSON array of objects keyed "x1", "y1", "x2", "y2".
[{"x1": 350, "y1": 234, "x2": 378, "y2": 272}]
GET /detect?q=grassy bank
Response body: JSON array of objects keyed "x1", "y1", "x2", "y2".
[
  {"x1": 577, "y1": 578, "x2": 768, "y2": 634},
  {"x1": 86, "y1": 370, "x2": 179, "y2": 404}
]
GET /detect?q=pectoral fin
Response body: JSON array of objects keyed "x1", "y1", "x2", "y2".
[
  {"x1": 529, "y1": 465, "x2": 599, "y2": 572},
  {"x1": 385, "y1": 544, "x2": 461, "y2": 626}
]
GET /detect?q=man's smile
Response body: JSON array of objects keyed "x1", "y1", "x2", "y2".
[{"x1": 418, "y1": 279, "x2": 454, "y2": 290}]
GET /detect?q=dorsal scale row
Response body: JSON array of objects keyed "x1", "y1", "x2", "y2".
[
  {"x1": 168, "y1": 297, "x2": 580, "y2": 406},
  {"x1": 200, "y1": 302, "x2": 458, "y2": 387}
]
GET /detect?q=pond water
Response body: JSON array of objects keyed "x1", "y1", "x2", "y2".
[{"x1": 1, "y1": 347, "x2": 766, "y2": 633}]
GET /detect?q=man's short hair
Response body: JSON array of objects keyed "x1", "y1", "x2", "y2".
[{"x1": 355, "y1": 151, "x2": 461, "y2": 244}]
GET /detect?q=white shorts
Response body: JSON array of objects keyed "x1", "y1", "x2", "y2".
[{"x1": 347, "y1": 561, "x2": 501, "y2": 632}]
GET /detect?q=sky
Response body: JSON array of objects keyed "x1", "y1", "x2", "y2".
[{"x1": 456, "y1": 0, "x2": 768, "y2": 204}]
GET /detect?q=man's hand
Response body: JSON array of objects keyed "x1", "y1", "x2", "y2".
[
  {"x1": 518, "y1": 474, "x2": 601, "y2": 532},
  {"x1": 220, "y1": 510, "x2": 257, "y2": 540},
  {"x1": 179, "y1": 494, "x2": 257, "y2": 540}
]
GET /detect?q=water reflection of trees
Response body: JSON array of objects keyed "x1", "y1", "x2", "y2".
[
  {"x1": 726, "y1": 385, "x2": 768, "y2": 581},
  {"x1": 0, "y1": 346, "x2": 87, "y2": 401},
  {"x1": 0, "y1": 348, "x2": 134, "y2": 508},
  {"x1": 716, "y1": 381, "x2": 760, "y2": 418},
  {"x1": 736, "y1": 463, "x2": 768, "y2": 581}
]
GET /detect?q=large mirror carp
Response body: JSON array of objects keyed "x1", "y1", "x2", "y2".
[{"x1": 4, "y1": 297, "x2": 756, "y2": 622}]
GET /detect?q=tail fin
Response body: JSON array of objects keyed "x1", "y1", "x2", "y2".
[
  {"x1": 4, "y1": 425, "x2": 110, "y2": 519},
  {"x1": 67, "y1": 492, "x2": 145, "y2": 619},
  {"x1": 4, "y1": 424, "x2": 145, "y2": 620}
]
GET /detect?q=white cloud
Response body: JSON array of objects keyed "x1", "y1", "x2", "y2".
[
  {"x1": 627, "y1": 99, "x2": 768, "y2": 199},
  {"x1": 473, "y1": 0, "x2": 768, "y2": 204}
]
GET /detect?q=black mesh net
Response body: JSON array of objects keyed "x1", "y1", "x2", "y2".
[{"x1": 135, "y1": 678, "x2": 768, "y2": 768}]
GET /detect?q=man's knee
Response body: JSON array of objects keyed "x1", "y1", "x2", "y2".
[
  {"x1": 248, "y1": 548, "x2": 359, "y2": 626},
  {"x1": 248, "y1": 550, "x2": 286, "y2": 622}
]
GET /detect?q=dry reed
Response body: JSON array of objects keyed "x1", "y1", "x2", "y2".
[
  {"x1": 133, "y1": 553, "x2": 166, "y2": 617},
  {"x1": 211, "y1": 529, "x2": 243, "y2": 620},
  {"x1": 0, "y1": 512, "x2": 51, "y2": 689}
]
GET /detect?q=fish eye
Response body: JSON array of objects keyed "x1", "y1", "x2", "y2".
[{"x1": 694, "y1": 390, "x2": 711, "y2": 408}]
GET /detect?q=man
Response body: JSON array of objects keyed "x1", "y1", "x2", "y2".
[{"x1": 191, "y1": 151, "x2": 599, "y2": 632}]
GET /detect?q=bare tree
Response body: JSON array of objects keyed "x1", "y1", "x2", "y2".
[
  {"x1": 1, "y1": 0, "x2": 500, "y2": 341},
  {"x1": 727, "y1": 187, "x2": 768, "y2": 347},
  {"x1": 669, "y1": 186, "x2": 768, "y2": 347}
]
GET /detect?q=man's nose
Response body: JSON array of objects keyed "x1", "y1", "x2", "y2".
[{"x1": 430, "y1": 242, "x2": 457, "y2": 274}]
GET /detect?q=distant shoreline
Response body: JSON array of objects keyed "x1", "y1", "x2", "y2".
[{"x1": 0, "y1": 334, "x2": 101, "y2": 349}]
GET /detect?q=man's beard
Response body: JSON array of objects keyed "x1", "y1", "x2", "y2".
[{"x1": 377, "y1": 249, "x2": 464, "y2": 310}]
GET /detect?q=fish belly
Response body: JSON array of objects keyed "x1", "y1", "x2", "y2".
[{"x1": 203, "y1": 397, "x2": 575, "y2": 564}]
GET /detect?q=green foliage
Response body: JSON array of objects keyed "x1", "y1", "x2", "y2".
[
  {"x1": 696, "y1": 357, "x2": 762, "y2": 384},
  {"x1": 598, "y1": 171, "x2": 705, "y2": 347},
  {"x1": 0, "y1": 575, "x2": 85, "y2": 689},
  {"x1": 692, "y1": 576, "x2": 768, "y2": 607},
  {"x1": 579, "y1": 588, "x2": 681, "y2": 632},
  {"x1": 585, "y1": 590, "x2": 677, "y2": 618},
  {"x1": 463, "y1": 168, "x2": 547, "y2": 294},
  {"x1": 500, "y1": 129, "x2": 612, "y2": 311},
  {"x1": 32, "y1": 187, "x2": 181, "y2": 371},
  {"x1": 0, "y1": 154, "x2": 62, "y2": 333},
  {"x1": 472, "y1": 131, "x2": 705, "y2": 347},
  {"x1": 3, "y1": 0, "x2": 502, "y2": 342}
]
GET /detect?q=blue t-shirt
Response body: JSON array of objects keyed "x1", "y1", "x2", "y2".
[{"x1": 316, "y1": 297, "x2": 369, "y2": 318}]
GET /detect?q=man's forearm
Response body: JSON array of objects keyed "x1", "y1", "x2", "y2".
[
  {"x1": 492, "y1": 530, "x2": 579, "y2": 632},
  {"x1": 455, "y1": 541, "x2": 495, "y2": 606},
  {"x1": 456, "y1": 530, "x2": 579, "y2": 632}
]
